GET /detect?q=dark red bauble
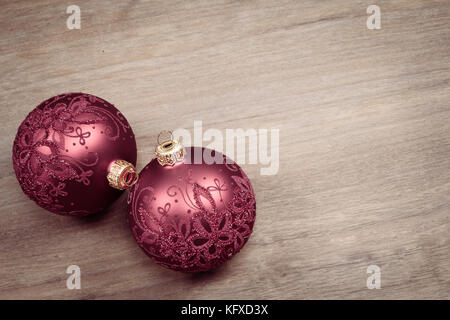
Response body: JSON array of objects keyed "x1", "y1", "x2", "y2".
[
  {"x1": 12, "y1": 93, "x2": 137, "y2": 216},
  {"x1": 127, "y1": 147, "x2": 256, "y2": 272}
]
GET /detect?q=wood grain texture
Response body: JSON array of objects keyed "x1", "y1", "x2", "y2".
[{"x1": 0, "y1": 0, "x2": 449, "y2": 299}]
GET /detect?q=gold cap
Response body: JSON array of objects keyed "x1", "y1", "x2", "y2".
[
  {"x1": 107, "y1": 159, "x2": 138, "y2": 190},
  {"x1": 155, "y1": 130, "x2": 185, "y2": 166}
]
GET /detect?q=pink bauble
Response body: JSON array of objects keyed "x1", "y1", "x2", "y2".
[
  {"x1": 12, "y1": 93, "x2": 137, "y2": 216},
  {"x1": 127, "y1": 146, "x2": 256, "y2": 272}
]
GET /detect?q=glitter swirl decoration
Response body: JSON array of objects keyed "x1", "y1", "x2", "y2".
[
  {"x1": 127, "y1": 146, "x2": 256, "y2": 272},
  {"x1": 12, "y1": 92, "x2": 137, "y2": 216}
]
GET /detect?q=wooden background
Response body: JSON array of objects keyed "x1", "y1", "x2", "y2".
[{"x1": 0, "y1": 0, "x2": 449, "y2": 299}]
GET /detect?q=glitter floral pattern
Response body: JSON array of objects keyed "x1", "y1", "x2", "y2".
[
  {"x1": 128, "y1": 148, "x2": 256, "y2": 272},
  {"x1": 12, "y1": 93, "x2": 136, "y2": 216}
]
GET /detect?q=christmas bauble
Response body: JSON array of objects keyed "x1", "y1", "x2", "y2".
[
  {"x1": 12, "y1": 92, "x2": 137, "y2": 216},
  {"x1": 127, "y1": 133, "x2": 256, "y2": 272}
]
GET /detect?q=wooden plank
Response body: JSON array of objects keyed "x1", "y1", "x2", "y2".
[{"x1": 0, "y1": 0, "x2": 449, "y2": 299}]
